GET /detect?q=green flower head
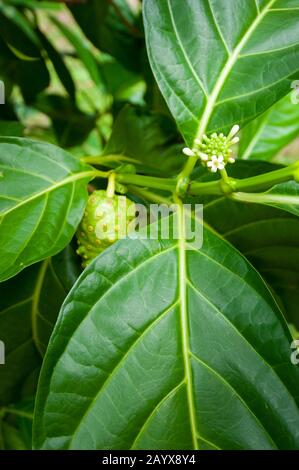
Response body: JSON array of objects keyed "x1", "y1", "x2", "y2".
[{"x1": 183, "y1": 125, "x2": 240, "y2": 173}]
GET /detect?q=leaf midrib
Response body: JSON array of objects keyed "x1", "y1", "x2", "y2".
[
  {"x1": 176, "y1": 200, "x2": 198, "y2": 450},
  {"x1": 186, "y1": 276, "x2": 297, "y2": 420},
  {"x1": 68, "y1": 299, "x2": 180, "y2": 449}
]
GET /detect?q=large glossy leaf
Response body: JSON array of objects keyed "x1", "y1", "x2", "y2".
[
  {"x1": 203, "y1": 196, "x2": 299, "y2": 327},
  {"x1": 102, "y1": 105, "x2": 183, "y2": 175},
  {"x1": 34, "y1": 212, "x2": 299, "y2": 450},
  {"x1": 240, "y1": 93, "x2": 299, "y2": 161},
  {"x1": 143, "y1": 0, "x2": 299, "y2": 145},
  {"x1": 0, "y1": 246, "x2": 81, "y2": 405},
  {"x1": 190, "y1": 160, "x2": 299, "y2": 327},
  {"x1": 0, "y1": 137, "x2": 94, "y2": 281}
]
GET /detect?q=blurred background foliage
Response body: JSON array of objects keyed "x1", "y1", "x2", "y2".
[
  {"x1": 0, "y1": 0, "x2": 182, "y2": 167},
  {"x1": 0, "y1": 0, "x2": 298, "y2": 165}
]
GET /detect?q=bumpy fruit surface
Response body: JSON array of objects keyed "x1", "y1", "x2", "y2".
[{"x1": 76, "y1": 190, "x2": 135, "y2": 267}]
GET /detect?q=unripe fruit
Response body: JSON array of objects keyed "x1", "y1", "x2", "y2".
[{"x1": 76, "y1": 190, "x2": 136, "y2": 267}]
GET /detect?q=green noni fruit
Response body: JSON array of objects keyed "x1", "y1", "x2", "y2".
[{"x1": 76, "y1": 190, "x2": 136, "y2": 267}]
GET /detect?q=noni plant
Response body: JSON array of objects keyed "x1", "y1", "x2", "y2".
[{"x1": 0, "y1": 0, "x2": 299, "y2": 453}]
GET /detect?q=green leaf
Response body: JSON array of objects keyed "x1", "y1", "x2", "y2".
[
  {"x1": 192, "y1": 160, "x2": 299, "y2": 328},
  {"x1": 70, "y1": 0, "x2": 142, "y2": 72},
  {"x1": 0, "y1": 399, "x2": 34, "y2": 450},
  {"x1": 8, "y1": 1, "x2": 64, "y2": 11},
  {"x1": 143, "y1": 0, "x2": 299, "y2": 145},
  {"x1": 0, "y1": 137, "x2": 94, "y2": 281},
  {"x1": 34, "y1": 95, "x2": 96, "y2": 148},
  {"x1": 0, "y1": 3, "x2": 41, "y2": 59},
  {"x1": 50, "y1": 16, "x2": 103, "y2": 88},
  {"x1": 102, "y1": 105, "x2": 183, "y2": 176},
  {"x1": 34, "y1": 213, "x2": 299, "y2": 450},
  {"x1": 203, "y1": 193, "x2": 299, "y2": 328},
  {"x1": 0, "y1": 422, "x2": 28, "y2": 450},
  {"x1": 100, "y1": 60, "x2": 144, "y2": 106},
  {"x1": 16, "y1": 59, "x2": 50, "y2": 102},
  {"x1": 0, "y1": 30, "x2": 50, "y2": 102},
  {"x1": 0, "y1": 121, "x2": 23, "y2": 137},
  {"x1": 240, "y1": 93, "x2": 299, "y2": 161},
  {"x1": 37, "y1": 29, "x2": 76, "y2": 101},
  {"x1": 0, "y1": 246, "x2": 81, "y2": 405}
]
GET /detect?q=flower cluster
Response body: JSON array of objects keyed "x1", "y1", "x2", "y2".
[{"x1": 183, "y1": 125, "x2": 240, "y2": 173}]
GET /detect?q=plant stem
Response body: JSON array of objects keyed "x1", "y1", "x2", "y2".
[
  {"x1": 92, "y1": 169, "x2": 111, "y2": 179},
  {"x1": 188, "y1": 179, "x2": 224, "y2": 195},
  {"x1": 106, "y1": 172, "x2": 116, "y2": 198},
  {"x1": 179, "y1": 155, "x2": 198, "y2": 180},
  {"x1": 0, "y1": 407, "x2": 33, "y2": 420},
  {"x1": 220, "y1": 167, "x2": 229, "y2": 183},
  {"x1": 88, "y1": 161, "x2": 299, "y2": 198},
  {"x1": 82, "y1": 155, "x2": 139, "y2": 165},
  {"x1": 128, "y1": 186, "x2": 172, "y2": 205},
  {"x1": 116, "y1": 173, "x2": 176, "y2": 192},
  {"x1": 176, "y1": 156, "x2": 198, "y2": 195},
  {"x1": 189, "y1": 162, "x2": 299, "y2": 196},
  {"x1": 231, "y1": 164, "x2": 298, "y2": 192}
]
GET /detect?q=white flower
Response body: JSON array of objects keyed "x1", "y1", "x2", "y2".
[
  {"x1": 230, "y1": 136, "x2": 240, "y2": 145},
  {"x1": 183, "y1": 147, "x2": 195, "y2": 157},
  {"x1": 207, "y1": 155, "x2": 225, "y2": 173},
  {"x1": 182, "y1": 124, "x2": 240, "y2": 172},
  {"x1": 199, "y1": 152, "x2": 208, "y2": 161},
  {"x1": 228, "y1": 124, "x2": 240, "y2": 140}
]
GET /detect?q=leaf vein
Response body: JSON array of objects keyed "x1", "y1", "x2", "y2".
[
  {"x1": 67, "y1": 299, "x2": 180, "y2": 448},
  {"x1": 166, "y1": 0, "x2": 208, "y2": 97}
]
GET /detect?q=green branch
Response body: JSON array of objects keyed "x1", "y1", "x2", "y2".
[
  {"x1": 189, "y1": 162, "x2": 299, "y2": 196},
  {"x1": 82, "y1": 155, "x2": 139, "y2": 166},
  {"x1": 128, "y1": 186, "x2": 172, "y2": 205},
  {"x1": 90, "y1": 161, "x2": 299, "y2": 200},
  {"x1": 116, "y1": 173, "x2": 176, "y2": 192}
]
